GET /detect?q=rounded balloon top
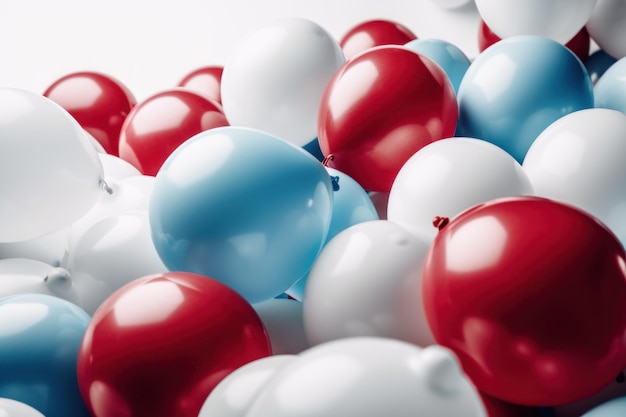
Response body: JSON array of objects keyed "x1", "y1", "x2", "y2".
[
  {"x1": 0, "y1": 88, "x2": 105, "y2": 242},
  {"x1": 339, "y1": 19, "x2": 417, "y2": 60}
]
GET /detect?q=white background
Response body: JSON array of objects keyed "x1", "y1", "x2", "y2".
[{"x1": 0, "y1": 0, "x2": 481, "y2": 101}]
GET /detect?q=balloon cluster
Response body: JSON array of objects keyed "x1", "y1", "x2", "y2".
[{"x1": 1, "y1": 1, "x2": 626, "y2": 416}]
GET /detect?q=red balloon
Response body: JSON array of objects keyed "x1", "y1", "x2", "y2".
[
  {"x1": 118, "y1": 88, "x2": 228, "y2": 176},
  {"x1": 422, "y1": 196, "x2": 626, "y2": 406},
  {"x1": 177, "y1": 66, "x2": 224, "y2": 105},
  {"x1": 478, "y1": 19, "x2": 590, "y2": 62},
  {"x1": 481, "y1": 393, "x2": 544, "y2": 417},
  {"x1": 43, "y1": 71, "x2": 137, "y2": 156},
  {"x1": 77, "y1": 272, "x2": 272, "y2": 417},
  {"x1": 340, "y1": 19, "x2": 417, "y2": 60},
  {"x1": 318, "y1": 45, "x2": 457, "y2": 192}
]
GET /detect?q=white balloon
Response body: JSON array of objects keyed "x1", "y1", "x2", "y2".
[
  {"x1": 99, "y1": 153, "x2": 141, "y2": 182},
  {"x1": 0, "y1": 88, "x2": 105, "y2": 242},
  {"x1": 303, "y1": 220, "x2": 434, "y2": 347},
  {"x1": 388, "y1": 138, "x2": 534, "y2": 241},
  {"x1": 199, "y1": 355, "x2": 296, "y2": 417},
  {"x1": 0, "y1": 398, "x2": 45, "y2": 417},
  {"x1": 522, "y1": 108, "x2": 626, "y2": 244},
  {"x1": 475, "y1": 0, "x2": 597, "y2": 44},
  {"x1": 0, "y1": 228, "x2": 70, "y2": 267},
  {"x1": 0, "y1": 258, "x2": 81, "y2": 307},
  {"x1": 221, "y1": 17, "x2": 345, "y2": 146},
  {"x1": 67, "y1": 211, "x2": 167, "y2": 315},
  {"x1": 430, "y1": 0, "x2": 473, "y2": 9},
  {"x1": 245, "y1": 338, "x2": 487, "y2": 417},
  {"x1": 587, "y1": 0, "x2": 626, "y2": 59},
  {"x1": 254, "y1": 299, "x2": 309, "y2": 355}
]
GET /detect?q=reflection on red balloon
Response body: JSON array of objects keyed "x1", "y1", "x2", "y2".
[
  {"x1": 118, "y1": 88, "x2": 228, "y2": 176},
  {"x1": 477, "y1": 19, "x2": 590, "y2": 62},
  {"x1": 422, "y1": 196, "x2": 626, "y2": 407},
  {"x1": 318, "y1": 45, "x2": 457, "y2": 192},
  {"x1": 44, "y1": 71, "x2": 137, "y2": 156},
  {"x1": 77, "y1": 272, "x2": 272, "y2": 417},
  {"x1": 340, "y1": 19, "x2": 417, "y2": 60},
  {"x1": 178, "y1": 66, "x2": 224, "y2": 105}
]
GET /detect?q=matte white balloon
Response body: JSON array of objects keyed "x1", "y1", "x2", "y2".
[
  {"x1": 388, "y1": 137, "x2": 534, "y2": 241},
  {"x1": 0, "y1": 258, "x2": 81, "y2": 307},
  {"x1": 523, "y1": 108, "x2": 626, "y2": 244},
  {"x1": 0, "y1": 398, "x2": 45, "y2": 417},
  {"x1": 67, "y1": 211, "x2": 167, "y2": 315},
  {"x1": 587, "y1": 0, "x2": 626, "y2": 59},
  {"x1": 245, "y1": 338, "x2": 487, "y2": 417},
  {"x1": 0, "y1": 88, "x2": 105, "y2": 242},
  {"x1": 254, "y1": 299, "x2": 309, "y2": 355},
  {"x1": 475, "y1": 0, "x2": 597, "y2": 44},
  {"x1": 221, "y1": 17, "x2": 345, "y2": 146},
  {"x1": 303, "y1": 220, "x2": 434, "y2": 347},
  {"x1": 199, "y1": 355, "x2": 296, "y2": 417},
  {"x1": 99, "y1": 153, "x2": 141, "y2": 182}
]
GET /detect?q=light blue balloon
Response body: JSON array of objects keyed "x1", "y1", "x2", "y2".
[
  {"x1": 404, "y1": 38, "x2": 471, "y2": 93},
  {"x1": 457, "y1": 36, "x2": 594, "y2": 163},
  {"x1": 582, "y1": 396, "x2": 626, "y2": 416},
  {"x1": 149, "y1": 126, "x2": 333, "y2": 304},
  {"x1": 586, "y1": 49, "x2": 618, "y2": 85},
  {"x1": 288, "y1": 167, "x2": 378, "y2": 300},
  {"x1": 595, "y1": 57, "x2": 626, "y2": 114},
  {"x1": 0, "y1": 294, "x2": 91, "y2": 417}
]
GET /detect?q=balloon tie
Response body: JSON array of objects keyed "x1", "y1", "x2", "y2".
[
  {"x1": 322, "y1": 154, "x2": 334, "y2": 167},
  {"x1": 433, "y1": 216, "x2": 450, "y2": 230},
  {"x1": 330, "y1": 175, "x2": 340, "y2": 192},
  {"x1": 100, "y1": 178, "x2": 113, "y2": 195}
]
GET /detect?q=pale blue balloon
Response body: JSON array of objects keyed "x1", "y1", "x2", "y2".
[
  {"x1": 0, "y1": 294, "x2": 91, "y2": 417},
  {"x1": 149, "y1": 126, "x2": 333, "y2": 304},
  {"x1": 586, "y1": 49, "x2": 618, "y2": 85},
  {"x1": 595, "y1": 57, "x2": 626, "y2": 113},
  {"x1": 582, "y1": 396, "x2": 626, "y2": 416},
  {"x1": 288, "y1": 167, "x2": 378, "y2": 300},
  {"x1": 457, "y1": 36, "x2": 594, "y2": 163},
  {"x1": 404, "y1": 38, "x2": 471, "y2": 93}
]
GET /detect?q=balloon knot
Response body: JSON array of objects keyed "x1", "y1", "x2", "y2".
[
  {"x1": 100, "y1": 178, "x2": 113, "y2": 195},
  {"x1": 433, "y1": 216, "x2": 450, "y2": 230},
  {"x1": 330, "y1": 175, "x2": 340, "y2": 192},
  {"x1": 322, "y1": 154, "x2": 334, "y2": 167}
]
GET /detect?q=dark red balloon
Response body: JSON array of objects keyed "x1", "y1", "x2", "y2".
[
  {"x1": 177, "y1": 66, "x2": 224, "y2": 105},
  {"x1": 43, "y1": 71, "x2": 137, "y2": 156},
  {"x1": 340, "y1": 19, "x2": 417, "y2": 60},
  {"x1": 118, "y1": 88, "x2": 228, "y2": 176},
  {"x1": 481, "y1": 393, "x2": 544, "y2": 417},
  {"x1": 422, "y1": 196, "x2": 626, "y2": 406},
  {"x1": 318, "y1": 45, "x2": 457, "y2": 192},
  {"x1": 77, "y1": 272, "x2": 272, "y2": 417},
  {"x1": 478, "y1": 19, "x2": 590, "y2": 62}
]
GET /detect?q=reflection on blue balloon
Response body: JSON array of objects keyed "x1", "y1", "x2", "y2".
[
  {"x1": 150, "y1": 126, "x2": 333, "y2": 304},
  {"x1": 0, "y1": 294, "x2": 91, "y2": 417},
  {"x1": 457, "y1": 36, "x2": 593, "y2": 163},
  {"x1": 586, "y1": 49, "x2": 618, "y2": 85},
  {"x1": 288, "y1": 167, "x2": 378, "y2": 300},
  {"x1": 404, "y1": 38, "x2": 471, "y2": 93},
  {"x1": 582, "y1": 396, "x2": 626, "y2": 416},
  {"x1": 595, "y1": 57, "x2": 626, "y2": 114}
]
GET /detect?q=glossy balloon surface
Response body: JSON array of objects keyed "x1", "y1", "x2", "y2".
[
  {"x1": 422, "y1": 196, "x2": 626, "y2": 406},
  {"x1": 340, "y1": 19, "x2": 417, "y2": 60},
  {"x1": 221, "y1": 17, "x2": 344, "y2": 147},
  {"x1": 457, "y1": 36, "x2": 593, "y2": 163},
  {"x1": 149, "y1": 126, "x2": 333, "y2": 304},
  {"x1": 522, "y1": 109, "x2": 626, "y2": 245},
  {"x1": 587, "y1": 0, "x2": 626, "y2": 59},
  {"x1": 43, "y1": 71, "x2": 136, "y2": 156},
  {"x1": 318, "y1": 45, "x2": 457, "y2": 192},
  {"x1": 0, "y1": 398, "x2": 46, "y2": 417},
  {"x1": 475, "y1": 0, "x2": 597, "y2": 44},
  {"x1": 0, "y1": 294, "x2": 91, "y2": 417},
  {"x1": 178, "y1": 65, "x2": 223, "y2": 104},
  {"x1": 118, "y1": 88, "x2": 228, "y2": 175},
  {"x1": 586, "y1": 50, "x2": 618, "y2": 85},
  {"x1": 0, "y1": 88, "x2": 104, "y2": 242},
  {"x1": 246, "y1": 338, "x2": 487, "y2": 417},
  {"x1": 303, "y1": 220, "x2": 434, "y2": 347},
  {"x1": 77, "y1": 272, "x2": 272, "y2": 417},
  {"x1": 594, "y1": 57, "x2": 626, "y2": 113}
]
